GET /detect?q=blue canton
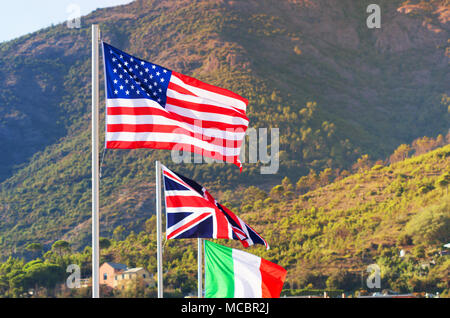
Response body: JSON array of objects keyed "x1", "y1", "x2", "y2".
[{"x1": 103, "y1": 42, "x2": 172, "y2": 107}]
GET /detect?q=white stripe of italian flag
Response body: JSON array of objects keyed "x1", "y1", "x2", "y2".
[{"x1": 204, "y1": 240, "x2": 287, "y2": 298}]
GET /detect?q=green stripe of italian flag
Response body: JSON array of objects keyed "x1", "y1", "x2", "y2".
[{"x1": 204, "y1": 240, "x2": 287, "y2": 298}]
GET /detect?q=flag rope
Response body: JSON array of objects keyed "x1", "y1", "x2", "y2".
[{"x1": 99, "y1": 147, "x2": 107, "y2": 178}]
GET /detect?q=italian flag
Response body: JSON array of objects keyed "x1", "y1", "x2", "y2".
[{"x1": 204, "y1": 240, "x2": 287, "y2": 298}]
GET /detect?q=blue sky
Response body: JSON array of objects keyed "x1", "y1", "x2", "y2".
[{"x1": 0, "y1": 0, "x2": 134, "y2": 43}]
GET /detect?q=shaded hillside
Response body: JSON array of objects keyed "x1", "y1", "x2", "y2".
[{"x1": 0, "y1": 0, "x2": 449, "y2": 256}]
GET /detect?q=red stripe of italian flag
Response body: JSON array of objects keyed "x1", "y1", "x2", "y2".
[{"x1": 204, "y1": 240, "x2": 287, "y2": 298}]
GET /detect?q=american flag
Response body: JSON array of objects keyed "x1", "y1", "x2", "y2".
[
  {"x1": 102, "y1": 42, "x2": 249, "y2": 169},
  {"x1": 162, "y1": 164, "x2": 269, "y2": 249}
]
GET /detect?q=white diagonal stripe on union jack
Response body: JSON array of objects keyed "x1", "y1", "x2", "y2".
[{"x1": 162, "y1": 164, "x2": 269, "y2": 249}]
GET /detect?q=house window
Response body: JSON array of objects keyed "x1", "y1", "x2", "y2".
[{"x1": 103, "y1": 273, "x2": 107, "y2": 280}]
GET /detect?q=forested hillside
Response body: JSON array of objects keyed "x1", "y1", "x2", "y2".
[
  {"x1": 0, "y1": 0, "x2": 448, "y2": 259},
  {"x1": 1, "y1": 143, "x2": 448, "y2": 297}
]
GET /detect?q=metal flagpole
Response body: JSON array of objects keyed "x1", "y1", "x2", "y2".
[
  {"x1": 91, "y1": 24, "x2": 100, "y2": 299},
  {"x1": 198, "y1": 238, "x2": 203, "y2": 298},
  {"x1": 155, "y1": 161, "x2": 163, "y2": 298}
]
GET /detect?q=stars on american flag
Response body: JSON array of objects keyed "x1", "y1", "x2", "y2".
[{"x1": 104, "y1": 43, "x2": 171, "y2": 106}]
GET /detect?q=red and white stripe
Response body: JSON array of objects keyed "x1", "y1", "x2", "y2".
[{"x1": 106, "y1": 71, "x2": 248, "y2": 169}]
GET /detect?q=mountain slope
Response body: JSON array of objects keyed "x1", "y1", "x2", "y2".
[
  {"x1": 109, "y1": 144, "x2": 450, "y2": 295},
  {"x1": 0, "y1": 0, "x2": 449, "y2": 256},
  {"x1": 1, "y1": 143, "x2": 448, "y2": 297}
]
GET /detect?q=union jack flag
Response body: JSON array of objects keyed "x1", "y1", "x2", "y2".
[{"x1": 162, "y1": 165, "x2": 269, "y2": 249}]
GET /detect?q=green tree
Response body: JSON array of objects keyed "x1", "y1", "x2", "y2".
[
  {"x1": 269, "y1": 185, "x2": 284, "y2": 200},
  {"x1": 25, "y1": 243, "x2": 43, "y2": 259},
  {"x1": 325, "y1": 270, "x2": 359, "y2": 291},
  {"x1": 389, "y1": 144, "x2": 412, "y2": 164},
  {"x1": 113, "y1": 225, "x2": 126, "y2": 241},
  {"x1": 436, "y1": 172, "x2": 450, "y2": 195},
  {"x1": 405, "y1": 200, "x2": 450, "y2": 244},
  {"x1": 23, "y1": 261, "x2": 65, "y2": 295},
  {"x1": 99, "y1": 237, "x2": 111, "y2": 249},
  {"x1": 281, "y1": 177, "x2": 293, "y2": 191},
  {"x1": 51, "y1": 240, "x2": 71, "y2": 257},
  {"x1": 352, "y1": 154, "x2": 371, "y2": 172},
  {"x1": 319, "y1": 168, "x2": 333, "y2": 186}
]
